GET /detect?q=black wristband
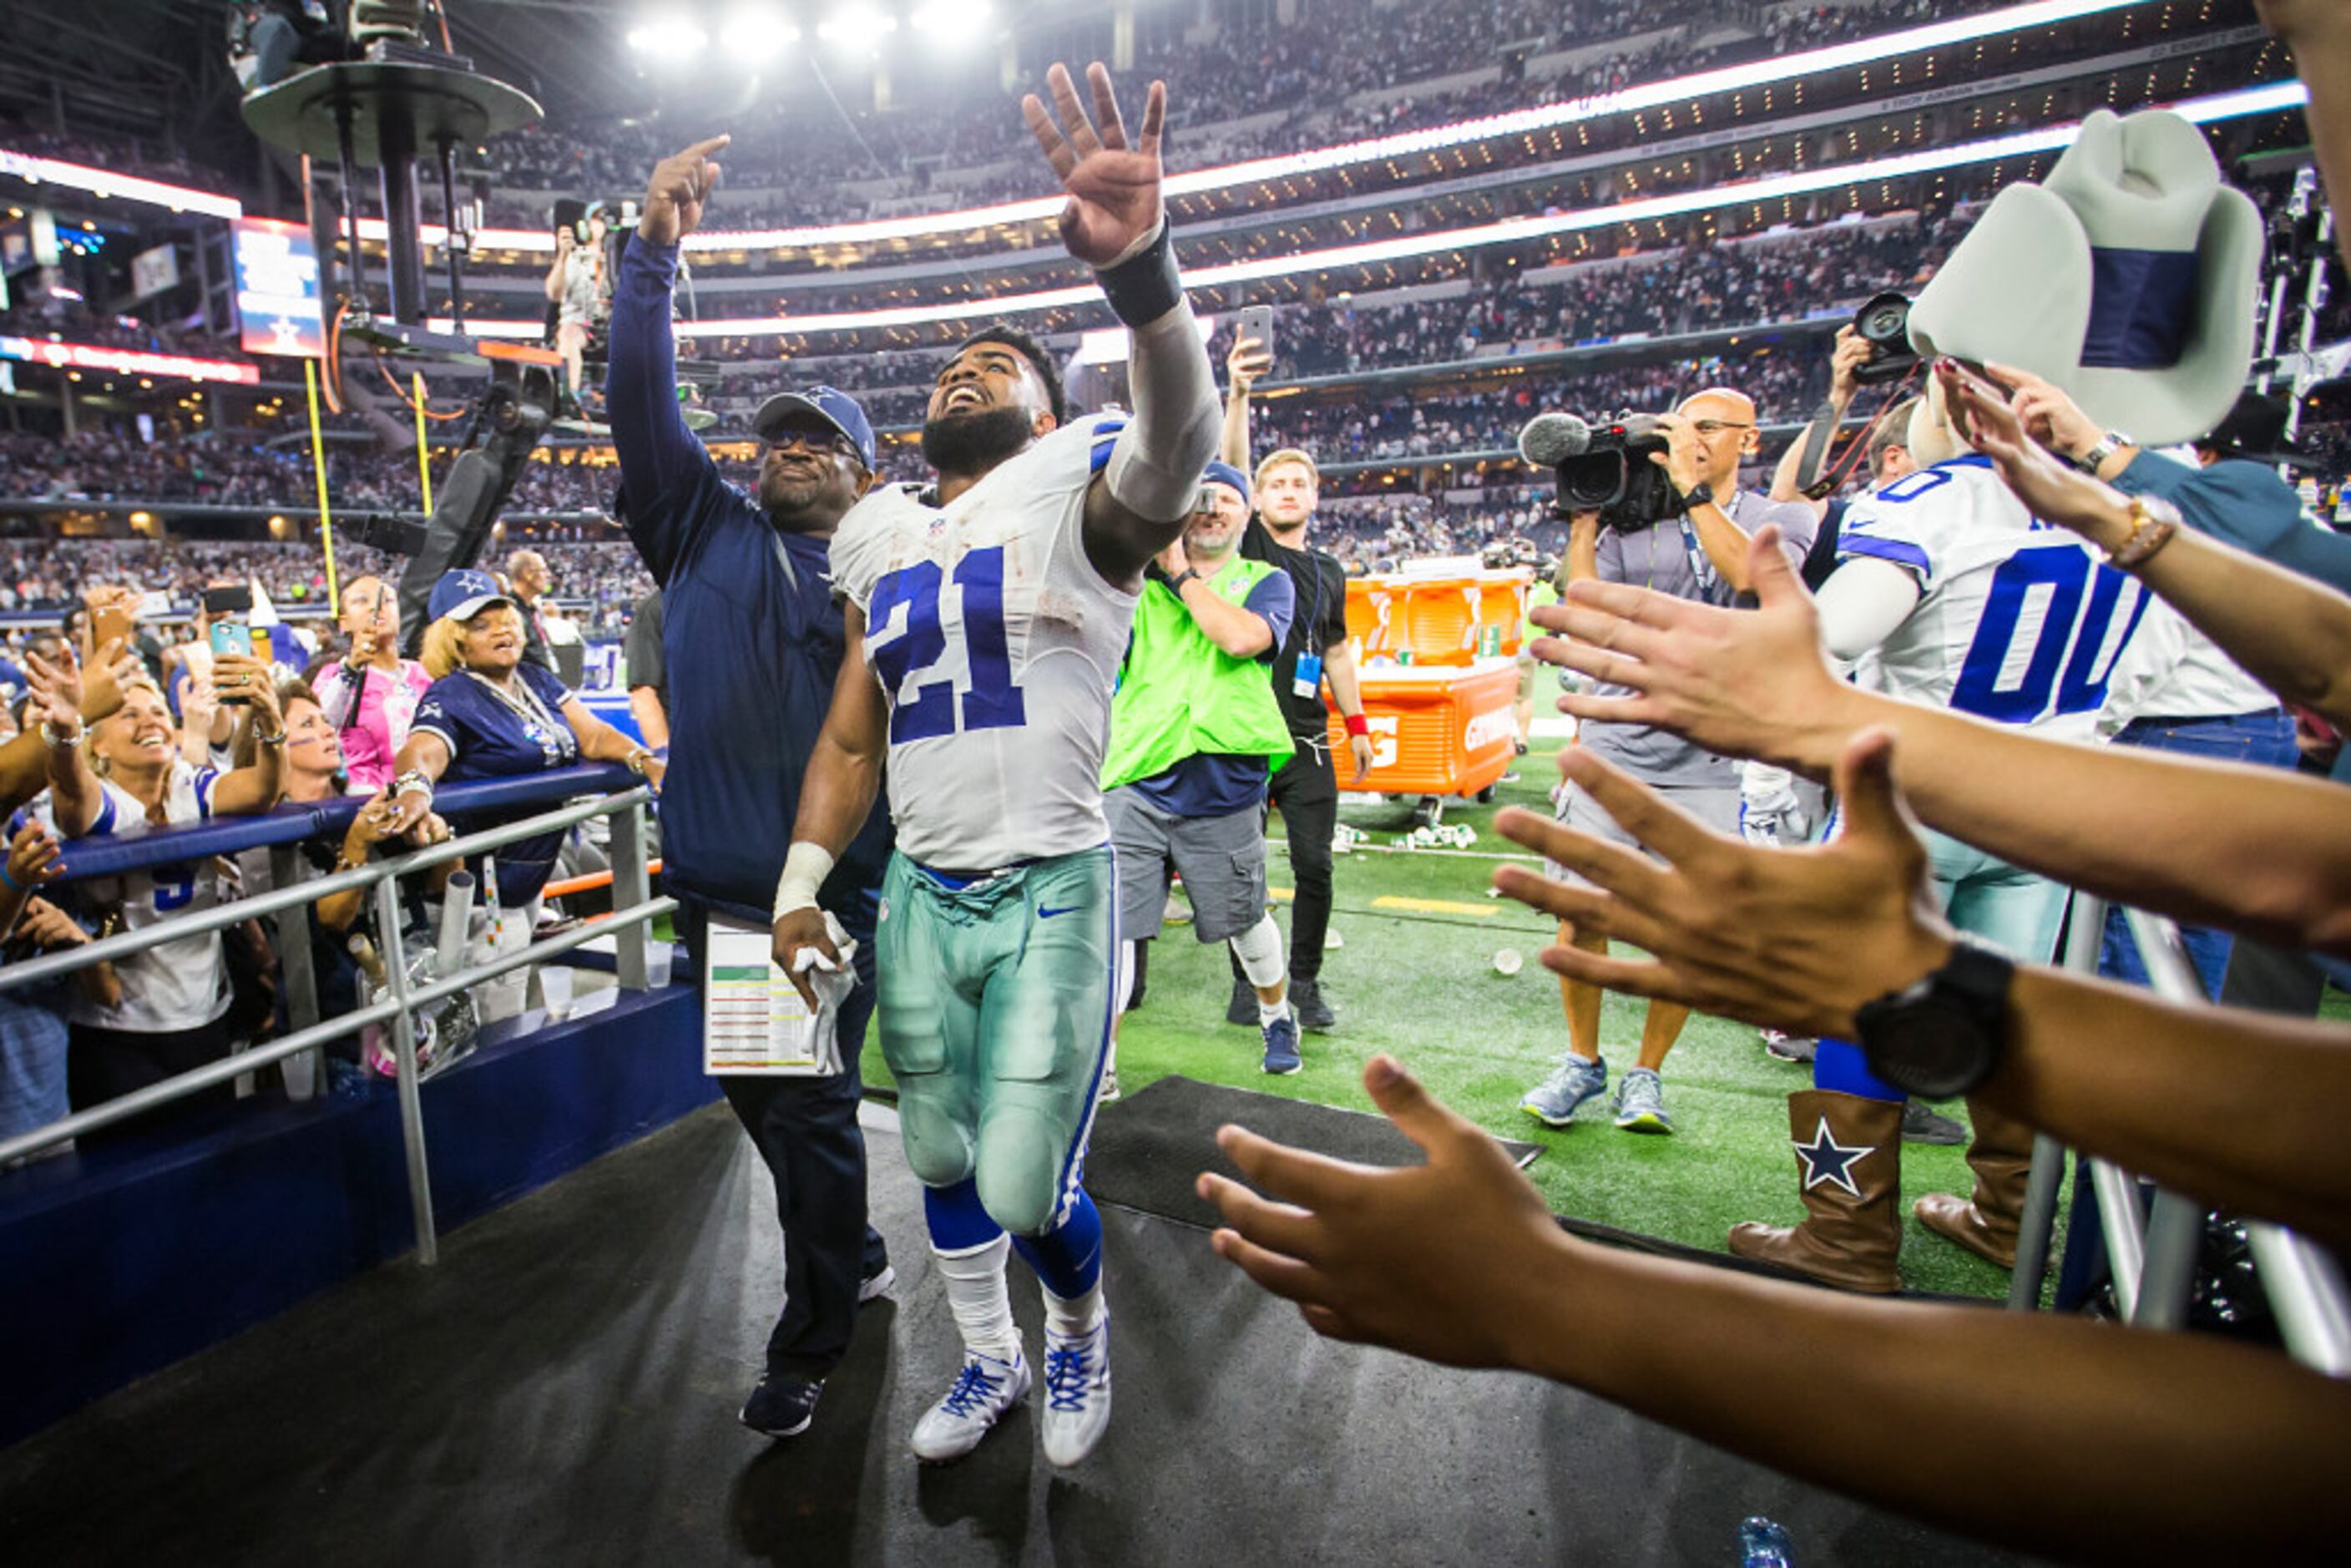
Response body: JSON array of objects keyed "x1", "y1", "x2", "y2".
[{"x1": 1095, "y1": 218, "x2": 1183, "y2": 328}]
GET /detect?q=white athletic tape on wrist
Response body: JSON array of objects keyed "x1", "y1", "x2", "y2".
[{"x1": 773, "y1": 841, "x2": 837, "y2": 921}]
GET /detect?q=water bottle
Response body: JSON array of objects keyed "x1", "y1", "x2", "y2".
[{"x1": 1739, "y1": 1517, "x2": 1793, "y2": 1568}]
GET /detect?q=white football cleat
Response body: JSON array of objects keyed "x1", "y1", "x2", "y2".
[
  {"x1": 909, "y1": 1350, "x2": 1030, "y2": 1464},
  {"x1": 1039, "y1": 1315, "x2": 1112, "y2": 1468}
]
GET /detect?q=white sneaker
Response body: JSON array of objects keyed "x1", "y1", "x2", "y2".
[
  {"x1": 909, "y1": 1350, "x2": 1029, "y2": 1464},
  {"x1": 1039, "y1": 1316, "x2": 1111, "y2": 1467},
  {"x1": 857, "y1": 1263, "x2": 896, "y2": 1303}
]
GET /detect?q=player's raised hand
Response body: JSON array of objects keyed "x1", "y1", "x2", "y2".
[
  {"x1": 640, "y1": 135, "x2": 729, "y2": 246},
  {"x1": 1023, "y1": 62, "x2": 1166, "y2": 269}
]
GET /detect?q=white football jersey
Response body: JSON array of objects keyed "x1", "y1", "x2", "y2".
[
  {"x1": 1838, "y1": 456, "x2": 2148, "y2": 742},
  {"x1": 36, "y1": 762, "x2": 234, "y2": 1033},
  {"x1": 830, "y1": 413, "x2": 1141, "y2": 870}
]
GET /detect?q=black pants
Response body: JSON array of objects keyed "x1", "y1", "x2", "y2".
[
  {"x1": 680, "y1": 901, "x2": 888, "y2": 1380},
  {"x1": 1268, "y1": 738, "x2": 1340, "y2": 984},
  {"x1": 67, "y1": 1014, "x2": 236, "y2": 1141}
]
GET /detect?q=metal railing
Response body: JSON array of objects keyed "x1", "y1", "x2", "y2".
[
  {"x1": 2008, "y1": 891, "x2": 2351, "y2": 1375},
  {"x1": 0, "y1": 762, "x2": 676, "y2": 1266}
]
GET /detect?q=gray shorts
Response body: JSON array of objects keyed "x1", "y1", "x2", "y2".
[
  {"x1": 1548, "y1": 776, "x2": 1739, "y2": 888},
  {"x1": 1104, "y1": 787, "x2": 1269, "y2": 945}
]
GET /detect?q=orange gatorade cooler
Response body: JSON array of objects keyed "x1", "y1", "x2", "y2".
[
  {"x1": 1327, "y1": 657, "x2": 1520, "y2": 797},
  {"x1": 1329, "y1": 567, "x2": 1529, "y2": 797}
]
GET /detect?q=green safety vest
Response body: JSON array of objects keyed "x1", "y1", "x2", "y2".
[{"x1": 1101, "y1": 556, "x2": 1297, "y2": 793}]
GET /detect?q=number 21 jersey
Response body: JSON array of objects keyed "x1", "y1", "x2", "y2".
[
  {"x1": 1838, "y1": 455, "x2": 2149, "y2": 744},
  {"x1": 829, "y1": 413, "x2": 1141, "y2": 871}
]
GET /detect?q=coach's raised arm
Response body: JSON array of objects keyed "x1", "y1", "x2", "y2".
[{"x1": 604, "y1": 134, "x2": 731, "y2": 582}]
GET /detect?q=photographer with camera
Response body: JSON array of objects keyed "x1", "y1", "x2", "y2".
[
  {"x1": 1519, "y1": 389, "x2": 1817, "y2": 1136},
  {"x1": 1772, "y1": 315, "x2": 1920, "y2": 592}
]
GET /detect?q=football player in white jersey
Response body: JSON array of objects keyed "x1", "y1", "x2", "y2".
[
  {"x1": 771, "y1": 63, "x2": 1221, "y2": 1468},
  {"x1": 1727, "y1": 369, "x2": 2147, "y2": 1293}
]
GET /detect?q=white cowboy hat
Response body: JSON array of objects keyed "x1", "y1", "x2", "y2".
[{"x1": 1907, "y1": 108, "x2": 2263, "y2": 448}]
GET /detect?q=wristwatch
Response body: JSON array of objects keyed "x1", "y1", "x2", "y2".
[
  {"x1": 1168, "y1": 568, "x2": 1202, "y2": 594},
  {"x1": 1853, "y1": 938, "x2": 2015, "y2": 1100},
  {"x1": 2072, "y1": 430, "x2": 2134, "y2": 475},
  {"x1": 1680, "y1": 481, "x2": 1716, "y2": 510}
]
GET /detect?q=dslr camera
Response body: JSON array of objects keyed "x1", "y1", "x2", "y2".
[
  {"x1": 1852, "y1": 290, "x2": 1919, "y2": 386},
  {"x1": 1518, "y1": 412, "x2": 1683, "y2": 532}
]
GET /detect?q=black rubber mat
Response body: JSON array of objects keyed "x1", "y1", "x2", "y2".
[
  {"x1": 0, "y1": 1102, "x2": 2038, "y2": 1566},
  {"x1": 1088, "y1": 1074, "x2": 1540, "y2": 1232}
]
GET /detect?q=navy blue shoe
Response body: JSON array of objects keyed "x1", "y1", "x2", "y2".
[
  {"x1": 1261, "y1": 1011, "x2": 1303, "y2": 1075},
  {"x1": 740, "y1": 1372, "x2": 823, "y2": 1439}
]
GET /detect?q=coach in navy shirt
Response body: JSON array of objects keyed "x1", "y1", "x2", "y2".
[{"x1": 609, "y1": 139, "x2": 895, "y2": 1440}]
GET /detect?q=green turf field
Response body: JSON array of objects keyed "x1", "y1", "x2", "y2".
[{"x1": 860, "y1": 761, "x2": 2045, "y2": 1301}]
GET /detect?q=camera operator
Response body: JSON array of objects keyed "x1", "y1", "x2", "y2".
[
  {"x1": 546, "y1": 210, "x2": 612, "y2": 421},
  {"x1": 1519, "y1": 388, "x2": 1817, "y2": 1137}
]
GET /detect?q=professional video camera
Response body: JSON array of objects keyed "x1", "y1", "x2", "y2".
[
  {"x1": 1516, "y1": 412, "x2": 1683, "y2": 531},
  {"x1": 1852, "y1": 290, "x2": 1920, "y2": 385}
]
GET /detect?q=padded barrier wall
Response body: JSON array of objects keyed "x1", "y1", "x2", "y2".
[{"x1": 0, "y1": 979, "x2": 713, "y2": 1449}]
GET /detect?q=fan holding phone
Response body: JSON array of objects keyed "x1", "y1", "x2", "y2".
[{"x1": 314, "y1": 576, "x2": 432, "y2": 794}]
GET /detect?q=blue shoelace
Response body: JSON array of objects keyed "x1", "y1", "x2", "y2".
[
  {"x1": 940, "y1": 1359, "x2": 1004, "y2": 1419},
  {"x1": 1044, "y1": 1343, "x2": 1095, "y2": 1413}
]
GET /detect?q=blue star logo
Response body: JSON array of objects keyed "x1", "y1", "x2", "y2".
[{"x1": 1794, "y1": 1116, "x2": 1876, "y2": 1199}]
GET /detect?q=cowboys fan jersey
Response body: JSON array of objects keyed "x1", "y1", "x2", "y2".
[
  {"x1": 1838, "y1": 455, "x2": 2148, "y2": 743},
  {"x1": 830, "y1": 413, "x2": 1140, "y2": 871},
  {"x1": 36, "y1": 765, "x2": 234, "y2": 1032}
]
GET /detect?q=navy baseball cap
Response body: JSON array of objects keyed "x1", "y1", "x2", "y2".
[
  {"x1": 753, "y1": 384, "x2": 877, "y2": 473},
  {"x1": 428, "y1": 569, "x2": 514, "y2": 624},
  {"x1": 1201, "y1": 459, "x2": 1252, "y2": 507}
]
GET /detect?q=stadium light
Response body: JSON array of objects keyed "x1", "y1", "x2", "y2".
[
  {"x1": 818, "y1": 5, "x2": 897, "y2": 51},
  {"x1": 722, "y1": 7, "x2": 799, "y2": 63},
  {"x1": 908, "y1": 2, "x2": 991, "y2": 45},
  {"x1": 626, "y1": 21, "x2": 709, "y2": 62}
]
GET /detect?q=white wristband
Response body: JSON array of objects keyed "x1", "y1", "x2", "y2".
[{"x1": 773, "y1": 841, "x2": 837, "y2": 921}]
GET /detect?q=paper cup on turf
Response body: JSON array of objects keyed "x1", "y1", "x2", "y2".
[{"x1": 1494, "y1": 948, "x2": 1523, "y2": 976}]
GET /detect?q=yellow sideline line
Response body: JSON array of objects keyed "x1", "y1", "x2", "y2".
[{"x1": 1371, "y1": 896, "x2": 1498, "y2": 918}]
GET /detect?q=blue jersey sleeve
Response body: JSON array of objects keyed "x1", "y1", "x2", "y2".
[{"x1": 1243, "y1": 568, "x2": 1296, "y2": 663}]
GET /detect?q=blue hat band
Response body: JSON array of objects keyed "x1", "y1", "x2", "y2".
[{"x1": 2081, "y1": 246, "x2": 2200, "y2": 372}]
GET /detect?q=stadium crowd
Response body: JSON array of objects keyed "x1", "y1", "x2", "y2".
[{"x1": 4, "y1": 4, "x2": 2351, "y2": 1551}]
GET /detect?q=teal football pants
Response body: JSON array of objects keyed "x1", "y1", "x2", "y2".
[{"x1": 875, "y1": 845, "x2": 1116, "y2": 1237}]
